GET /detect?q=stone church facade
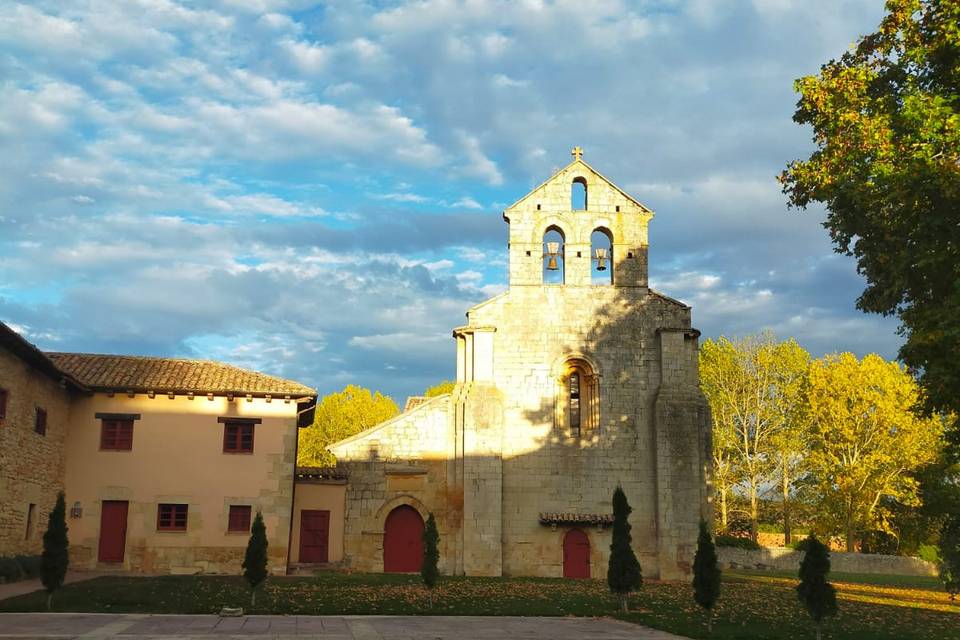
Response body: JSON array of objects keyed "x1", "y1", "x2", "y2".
[{"x1": 330, "y1": 150, "x2": 712, "y2": 580}]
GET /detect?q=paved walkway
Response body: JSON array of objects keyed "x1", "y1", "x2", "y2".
[{"x1": 0, "y1": 613, "x2": 691, "y2": 639}]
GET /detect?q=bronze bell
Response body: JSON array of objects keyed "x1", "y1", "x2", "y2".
[
  {"x1": 545, "y1": 242, "x2": 561, "y2": 270},
  {"x1": 594, "y1": 247, "x2": 608, "y2": 271}
]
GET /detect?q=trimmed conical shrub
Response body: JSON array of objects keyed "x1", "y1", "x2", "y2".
[
  {"x1": 242, "y1": 511, "x2": 268, "y2": 607},
  {"x1": 796, "y1": 535, "x2": 837, "y2": 640},
  {"x1": 421, "y1": 513, "x2": 440, "y2": 607},
  {"x1": 41, "y1": 492, "x2": 69, "y2": 611},
  {"x1": 692, "y1": 520, "x2": 721, "y2": 635},
  {"x1": 607, "y1": 485, "x2": 642, "y2": 612}
]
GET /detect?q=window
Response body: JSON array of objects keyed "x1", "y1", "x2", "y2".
[
  {"x1": 228, "y1": 505, "x2": 252, "y2": 532},
  {"x1": 591, "y1": 228, "x2": 613, "y2": 285},
  {"x1": 542, "y1": 226, "x2": 565, "y2": 285},
  {"x1": 572, "y1": 177, "x2": 587, "y2": 210},
  {"x1": 569, "y1": 372, "x2": 581, "y2": 435},
  {"x1": 34, "y1": 408, "x2": 47, "y2": 435},
  {"x1": 100, "y1": 419, "x2": 134, "y2": 450},
  {"x1": 0, "y1": 388, "x2": 7, "y2": 421},
  {"x1": 25, "y1": 503, "x2": 35, "y2": 540},
  {"x1": 157, "y1": 504, "x2": 188, "y2": 531},
  {"x1": 223, "y1": 422, "x2": 254, "y2": 453}
]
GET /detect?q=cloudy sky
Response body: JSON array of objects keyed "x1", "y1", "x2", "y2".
[{"x1": 0, "y1": 0, "x2": 899, "y2": 402}]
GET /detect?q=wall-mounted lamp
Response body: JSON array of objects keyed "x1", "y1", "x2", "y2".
[{"x1": 69, "y1": 501, "x2": 82, "y2": 519}]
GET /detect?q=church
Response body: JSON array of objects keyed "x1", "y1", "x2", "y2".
[{"x1": 328, "y1": 149, "x2": 712, "y2": 580}]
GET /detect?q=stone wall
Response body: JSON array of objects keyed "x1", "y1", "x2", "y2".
[
  {"x1": 330, "y1": 396, "x2": 456, "y2": 574},
  {"x1": 0, "y1": 346, "x2": 72, "y2": 556},
  {"x1": 718, "y1": 546, "x2": 938, "y2": 577}
]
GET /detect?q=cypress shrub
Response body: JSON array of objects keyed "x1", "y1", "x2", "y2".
[
  {"x1": 421, "y1": 513, "x2": 440, "y2": 607},
  {"x1": 607, "y1": 485, "x2": 642, "y2": 612},
  {"x1": 796, "y1": 535, "x2": 837, "y2": 640},
  {"x1": 242, "y1": 511, "x2": 268, "y2": 608},
  {"x1": 692, "y1": 520, "x2": 722, "y2": 635},
  {"x1": 41, "y1": 492, "x2": 69, "y2": 611},
  {"x1": 939, "y1": 513, "x2": 960, "y2": 601}
]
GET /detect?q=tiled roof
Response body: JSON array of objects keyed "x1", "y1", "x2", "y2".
[
  {"x1": 0, "y1": 322, "x2": 86, "y2": 390},
  {"x1": 46, "y1": 352, "x2": 316, "y2": 397},
  {"x1": 295, "y1": 466, "x2": 348, "y2": 481},
  {"x1": 403, "y1": 396, "x2": 428, "y2": 412}
]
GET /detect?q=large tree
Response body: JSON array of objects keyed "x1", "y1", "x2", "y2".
[
  {"x1": 297, "y1": 385, "x2": 399, "y2": 466},
  {"x1": 803, "y1": 353, "x2": 942, "y2": 551},
  {"x1": 699, "y1": 334, "x2": 810, "y2": 540},
  {"x1": 780, "y1": 0, "x2": 960, "y2": 457}
]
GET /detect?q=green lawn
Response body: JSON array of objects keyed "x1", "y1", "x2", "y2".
[{"x1": 0, "y1": 571, "x2": 955, "y2": 640}]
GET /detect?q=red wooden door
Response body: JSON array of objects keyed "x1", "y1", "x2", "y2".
[
  {"x1": 98, "y1": 501, "x2": 128, "y2": 563},
  {"x1": 299, "y1": 510, "x2": 330, "y2": 563},
  {"x1": 563, "y1": 529, "x2": 590, "y2": 578},
  {"x1": 383, "y1": 506, "x2": 424, "y2": 573}
]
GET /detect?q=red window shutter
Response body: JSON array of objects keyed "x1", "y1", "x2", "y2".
[
  {"x1": 157, "y1": 504, "x2": 188, "y2": 531},
  {"x1": 0, "y1": 388, "x2": 7, "y2": 420},
  {"x1": 34, "y1": 408, "x2": 47, "y2": 435},
  {"x1": 101, "y1": 420, "x2": 134, "y2": 450},
  {"x1": 223, "y1": 422, "x2": 254, "y2": 453},
  {"x1": 228, "y1": 505, "x2": 251, "y2": 532}
]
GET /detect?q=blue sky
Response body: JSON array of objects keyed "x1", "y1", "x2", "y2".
[{"x1": 0, "y1": 0, "x2": 899, "y2": 402}]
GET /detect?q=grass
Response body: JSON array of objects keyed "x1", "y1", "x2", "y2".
[{"x1": 0, "y1": 570, "x2": 955, "y2": 640}]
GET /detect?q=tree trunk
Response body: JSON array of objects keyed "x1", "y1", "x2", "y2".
[
  {"x1": 749, "y1": 483, "x2": 759, "y2": 543},
  {"x1": 707, "y1": 609, "x2": 713, "y2": 635},
  {"x1": 620, "y1": 593, "x2": 628, "y2": 613},
  {"x1": 46, "y1": 592, "x2": 52, "y2": 611},
  {"x1": 815, "y1": 620, "x2": 822, "y2": 640},
  {"x1": 251, "y1": 589, "x2": 256, "y2": 608},
  {"x1": 782, "y1": 464, "x2": 791, "y2": 546},
  {"x1": 846, "y1": 510, "x2": 855, "y2": 552},
  {"x1": 720, "y1": 489, "x2": 728, "y2": 534}
]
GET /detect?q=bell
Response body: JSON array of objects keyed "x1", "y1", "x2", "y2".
[
  {"x1": 545, "y1": 241, "x2": 561, "y2": 271},
  {"x1": 594, "y1": 247, "x2": 608, "y2": 271}
]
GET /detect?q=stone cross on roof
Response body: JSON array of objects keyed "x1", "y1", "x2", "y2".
[{"x1": 571, "y1": 146, "x2": 583, "y2": 161}]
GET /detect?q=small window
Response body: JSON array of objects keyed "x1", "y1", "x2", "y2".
[
  {"x1": 228, "y1": 505, "x2": 252, "y2": 532},
  {"x1": 34, "y1": 408, "x2": 47, "y2": 435},
  {"x1": 0, "y1": 388, "x2": 8, "y2": 421},
  {"x1": 223, "y1": 422, "x2": 254, "y2": 453},
  {"x1": 25, "y1": 503, "x2": 36, "y2": 540},
  {"x1": 157, "y1": 504, "x2": 188, "y2": 531},
  {"x1": 100, "y1": 419, "x2": 134, "y2": 451}
]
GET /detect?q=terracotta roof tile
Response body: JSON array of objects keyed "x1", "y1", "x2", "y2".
[{"x1": 46, "y1": 352, "x2": 316, "y2": 397}]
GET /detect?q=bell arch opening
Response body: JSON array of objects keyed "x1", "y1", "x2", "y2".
[
  {"x1": 591, "y1": 228, "x2": 613, "y2": 285},
  {"x1": 572, "y1": 177, "x2": 587, "y2": 210},
  {"x1": 542, "y1": 226, "x2": 565, "y2": 285}
]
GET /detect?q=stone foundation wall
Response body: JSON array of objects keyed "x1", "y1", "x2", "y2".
[
  {"x1": 718, "y1": 546, "x2": 937, "y2": 577},
  {"x1": 0, "y1": 347, "x2": 72, "y2": 556}
]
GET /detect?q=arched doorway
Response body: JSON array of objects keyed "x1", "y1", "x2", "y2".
[
  {"x1": 383, "y1": 505, "x2": 424, "y2": 573},
  {"x1": 563, "y1": 529, "x2": 590, "y2": 578}
]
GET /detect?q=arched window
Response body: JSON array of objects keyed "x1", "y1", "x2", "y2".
[
  {"x1": 556, "y1": 358, "x2": 598, "y2": 436},
  {"x1": 591, "y1": 228, "x2": 613, "y2": 285},
  {"x1": 568, "y1": 372, "x2": 581, "y2": 435},
  {"x1": 542, "y1": 226, "x2": 565, "y2": 284},
  {"x1": 571, "y1": 177, "x2": 587, "y2": 210}
]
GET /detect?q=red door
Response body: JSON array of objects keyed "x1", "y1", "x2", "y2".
[
  {"x1": 383, "y1": 505, "x2": 424, "y2": 573},
  {"x1": 563, "y1": 529, "x2": 590, "y2": 578},
  {"x1": 299, "y1": 510, "x2": 330, "y2": 563},
  {"x1": 98, "y1": 501, "x2": 128, "y2": 563}
]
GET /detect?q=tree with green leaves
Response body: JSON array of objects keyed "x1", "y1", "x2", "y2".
[
  {"x1": 692, "y1": 520, "x2": 721, "y2": 635},
  {"x1": 780, "y1": 0, "x2": 960, "y2": 459},
  {"x1": 242, "y1": 511, "x2": 268, "y2": 607},
  {"x1": 796, "y1": 535, "x2": 838, "y2": 640},
  {"x1": 424, "y1": 380, "x2": 456, "y2": 397},
  {"x1": 939, "y1": 513, "x2": 960, "y2": 601},
  {"x1": 607, "y1": 486, "x2": 642, "y2": 612},
  {"x1": 298, "y1": 385, "x2": 399, "y2": 466},
  {"x1": 803, "y1": 353, "x2": 942, "y2": 551},
  {"x1": 699, "y1": 333, "x2": 810, "y2": 540},
  {"x1": 421, "y1": 513, "x2": 440, "y2": 607},
  {"x1": 41, "y1": 492, "x2": 69, "y2": 611}
]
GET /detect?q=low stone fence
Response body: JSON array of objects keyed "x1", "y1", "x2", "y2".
[{"x1": 718, "y1": 546, "x2": 937, "y2": 577}]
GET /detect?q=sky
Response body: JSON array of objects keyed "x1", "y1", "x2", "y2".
[{"x1": 0, "y1": 0, "x2": 900, "y2": 403}]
